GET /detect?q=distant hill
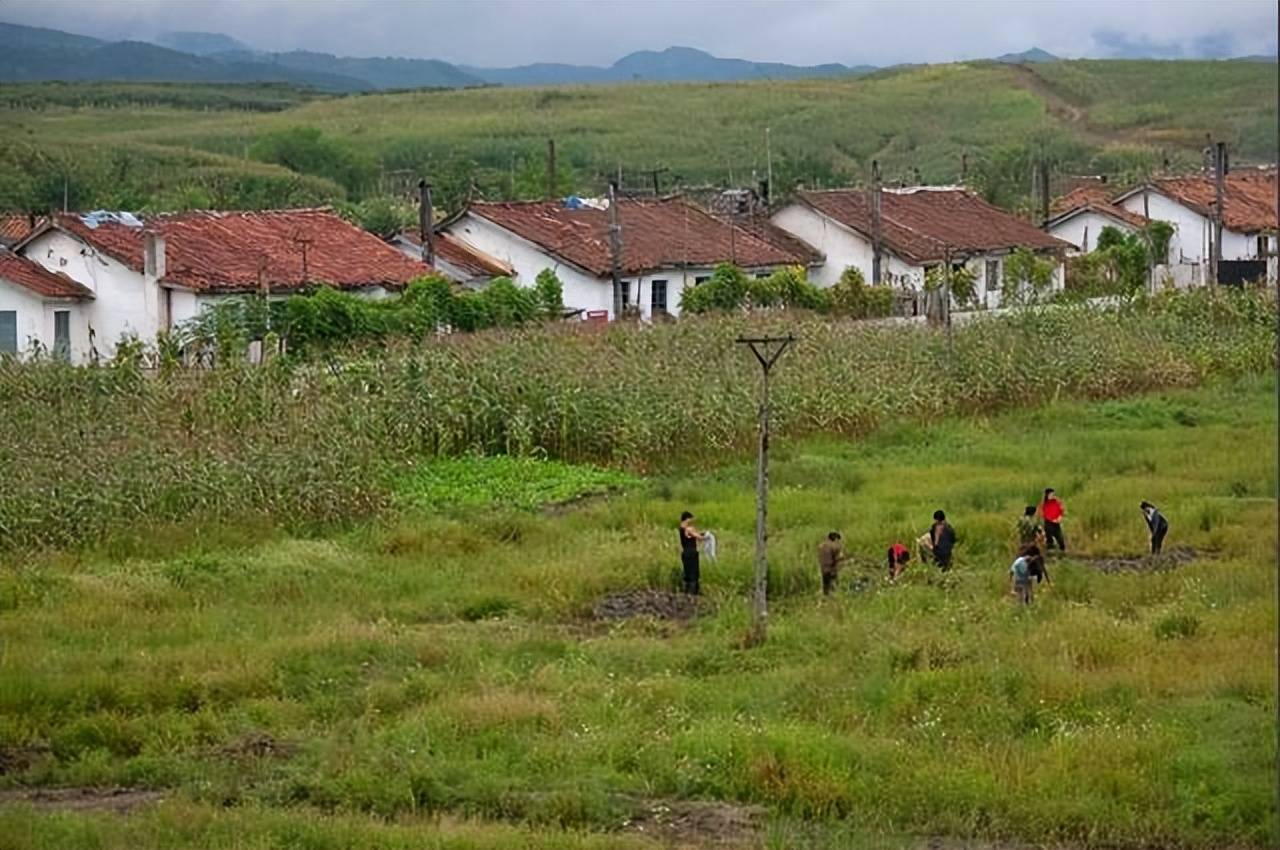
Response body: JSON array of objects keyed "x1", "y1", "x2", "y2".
[
  {"x1": 0, "y1": 21, "x2": 102, "y2": 50},
  {"x1": 466, "y1": 46, "x2": 876, "y2": 86},
  {"x1": 995, "y1": 47, "x2": 1060, "y2": 63},
  {"x1": 154, "y1": 31, "x2": 253, "y2": 56},
  {"x1": 212, "y1": 49, "x2": 486, "y2": 90},
  {"x1": 0, "y1": 33, "x2": 369, "y2": 90}
]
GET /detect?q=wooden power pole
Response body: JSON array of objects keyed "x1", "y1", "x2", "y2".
[
  {"x1": 418, "y1": 179, "x2": 435, "y2": 266},
  {"x1": 608, "y1": 181, "x2": 623, "y2": 318},
  {"x1": 736, "y1": 334, "x2": 795, "y2": 648},
  {"x1": 869, "y1": 160, "x2": 883, "y2": 285},
  {"x1": 1211, "y1": 141, "x2": 1226, "y2": 286}
]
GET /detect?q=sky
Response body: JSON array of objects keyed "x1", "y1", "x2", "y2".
[{"x1": 1, "y1": 0, "x2": 1276, "y2": 67}]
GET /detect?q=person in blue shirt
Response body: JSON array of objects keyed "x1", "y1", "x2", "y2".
[{"x1": 1010, "y1": 544, "x2": 1041, "y2": 605}]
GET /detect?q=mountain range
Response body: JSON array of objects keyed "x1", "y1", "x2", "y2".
[{"x1": 0, "y1": 22, "x2": 1272, "y2": 92}]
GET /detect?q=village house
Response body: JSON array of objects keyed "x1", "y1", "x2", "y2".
[
  {"x1": 13, "y1": 208, "x2": 431, "y2": 362},
  {"x1": 0, "y1": 248, "x2": 94, "y2": 359},
  {"x1": 390, "y1": 229, "x2": 513, "y2": 288},
  {"x1": 770, "y1": 187, "x2": 1071, "y2": 309},
  {"x1": 441, "y1": 196, "x2": 823, "y2": 320},
  {"x1": 1046, "y1": 185, "x2": 1150, "y2": 253},
  {"x1": 1110, "y1": 169, "x2": 1277, "y2": 285}
]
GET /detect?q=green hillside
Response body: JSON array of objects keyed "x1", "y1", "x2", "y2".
[{"x1": 0, "y1": 59, "x2": 1274, "y2": 213}]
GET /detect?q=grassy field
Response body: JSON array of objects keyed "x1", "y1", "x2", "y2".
[
  {"x1": 0, "y1": 59, "x2": 1274, "y2": 212},
  {"x1": 0, "y1": 373, "x2": 1274, "y2": 849}
]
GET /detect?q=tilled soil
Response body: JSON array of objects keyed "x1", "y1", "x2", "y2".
[
  {"x1": 621, "y1": 798, "x2": 765, "y2": 848},
  {"x1": 0, "y1": 745, "x2": 51, "y2": 775},
  {"x1": 1074, "y1": 545, "x2": 1200, "y2": 574},
  {"x1": 0, "y1": 787, "x2": 165, "y2": 813},
  {"x1": 593, "y1": 589, "x2": 700, "y2": 621}
]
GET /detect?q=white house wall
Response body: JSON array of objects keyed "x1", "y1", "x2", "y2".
[
  {"x1": 1117, "y1": 192, "x2": 1261, "y2": 265},
  {"x1": 0, "y1": 281, "x2": 91, "y2": 363},
  {"x1": 22, "y1": 230, "x2": 160, "y2": 358},
  {"x1": 1048, "y1": 212, "x2": 1137, "y2": 254}
]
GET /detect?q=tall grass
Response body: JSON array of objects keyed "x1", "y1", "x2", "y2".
[{"x1": 0, "y1": 291, "x2": 1274, "y2": 552}]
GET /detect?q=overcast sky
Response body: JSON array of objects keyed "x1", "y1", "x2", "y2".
[{"x1": 2, "y1": 0, "x2": 1276, "y2": 66}]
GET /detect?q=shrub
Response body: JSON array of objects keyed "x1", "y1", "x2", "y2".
[
  {"x1": 1002, "y1": 248, "x2": 1057, "y2": 304},
  {"x1": 829, "y1": 267, "x2": 892, "y2": 318},
  {"x1": 681, "y1": 263, "x2": 750, "y2": 314},
  {"x1": 248, "y1": 127, "x2": 376, "y2": 197},
  {"x1": 533, "y1": 269, "x2": 565, "y2": 318}
]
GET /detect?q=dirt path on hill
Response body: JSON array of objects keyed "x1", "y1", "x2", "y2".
[
  {"x1": 1002, "y1": 64, "x2": 1124, "y2": 147},
  {"x1": 0, "y1": 787, "x2": 165, "y2": 813}
]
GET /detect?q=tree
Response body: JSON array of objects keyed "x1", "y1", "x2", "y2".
[
  {"x1": 533, "y1": 269, "x2": 565, "y2": 318},
  {"x1": 680, "y1": 263, "x2": 750, "y2": 314},
  {"x1": 1001, "y1": 248, "x2": 1057, "y2": 304},
  {"x1": 249, "y1": 127, "x2": 376, "y2": 197},
  {"x1": 924, "y1": 263, "x2": 978, "y2": 308},
  {"x1": 829, "y1": 266, "x2": 892, "y2": 318}
]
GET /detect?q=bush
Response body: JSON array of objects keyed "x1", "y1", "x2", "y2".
[
  {"x1": 681, "y1": 263, "x2": 750, "y2": 314},
  {"x1": 829, "y1": 267, "x2": 892, "y2": 318},
  {"x1": 249, "y1": 127, "x2": 376, "y2": 197},
  {"x1": 533, "y1": 269, "x2": 565, "y2": 318},
  {"x1": 1002, "y1": 249, "x2": 1057, "y2": 304}
]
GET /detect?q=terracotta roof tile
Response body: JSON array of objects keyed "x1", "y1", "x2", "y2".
[
  {"x1": 1049, "y1": 186, "x2": 1150, "y2": 229},
  {"x1": 466, "y1": 197, "x2": 817, "y2": 277},
  {"x1": 0, "y1": 248, "x2": 93, "y2": 299},
  {"x1": 1137, "y1": 170, "x2": 1277, "y2": 233},
  {"x1": 396, "y1": 230, "x2": 514, "y2": 278},
  {"x1": 0, "y1": 215, "x2": 40, "y2": 247},
  {"x1": 795, "y1": 188, "x2": 1070, "y2": 264},
  {"x1": 46, "y1": 209, "x2": 432, "y2": 293}
]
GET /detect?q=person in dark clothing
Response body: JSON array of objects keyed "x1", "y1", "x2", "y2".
[
  {"x1": 1141, "y1": 501, "x2": 1169, "y2": 554},
  {"x1": 817, "y1": 532, "x2": 847, "y2": 595},
  {"x1": 886, "y1": 541, "x2": 912, "y2": 582},
  {"x1": 1040, "y1": 488, "x2": 1066, "y2": 552},
  {"x1": 1015, "y1": 505, "x2": 1043, "y2": 549},
  {"x1": 930, "y1": 510, "x2": 957, "y2": 571},
  {"x1": 679, "y1": 511, "x2": 705, "y2": 595}
]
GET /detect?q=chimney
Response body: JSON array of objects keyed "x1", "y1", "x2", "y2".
[{"x1": 144, "y1": 233, "x2": 166, "y2": 281}]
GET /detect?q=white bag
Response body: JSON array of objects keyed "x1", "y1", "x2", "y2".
[{"x1": 702, "y1": 531, "x2": 718, "y2": 561}]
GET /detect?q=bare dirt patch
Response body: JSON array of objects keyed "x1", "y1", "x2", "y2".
[
  {"x1": 593, "y1": 589, "x2": 700, "y2": 621},
  {"x1": 0, "y1": 744, "x2": 51, "y2": 775},
  {"x1": 622, "y1": 798, "x2": 765, "y2": 848},
  {"x1": 216, "y1": 731, "x2": 298, "y2": 761},
  {"x1": 1073, "y1": 545, "x2": 1200, "y2": 573},
  {"x1": 0, "y1": 787, "x2": 165, "y2": 813}
]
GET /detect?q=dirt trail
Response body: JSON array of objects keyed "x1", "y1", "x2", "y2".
[
  {"x1": 1002, "y1": 64, "x2": 1123, "y2": 147},
  {"x1": 621, "y1": 798, "x2": 765, "y2": 848},
  {"x1": 0, "y1": 787, "x2": 165, "y2": 813}
]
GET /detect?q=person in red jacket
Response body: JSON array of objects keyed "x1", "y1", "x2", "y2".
[
  {"x1": 1040, "y1": 488, "x2": 1066, "y2": 552},
  {"x1": 886, "y1": 541, "x2": 912, "y2": 582}
]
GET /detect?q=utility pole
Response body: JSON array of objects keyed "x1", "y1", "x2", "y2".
[
  {"x1": 1211, "y1": 141, "x2": 1226, "y2": 287},
  {"x1": 1038, "y1": 159, "x2": 1050, "y2": 229},
  {"x1": 765, "y1": 127, "x2": 773, "y2": 209},
  {"x1": 547, "y1": 138, "x2": 557, "y2": 200},
  {"x1": 735, "y1": 334, "x2": 795, "y2": 648},
  {"x1": 943, "y1": 245, "x2": 954, "y2": 357},
  {"x1": 869, "y1": 160, "x2": 883, "y2": 285},
  {"x1": 608, "y1": 181, "x2": 624, "y2": 319},
  {"x1": 960, "y1": 152, "x2": 968, "y2": 186},
  {"x1": 418, "y1": 179, "x2": 435, "y2": 266}
]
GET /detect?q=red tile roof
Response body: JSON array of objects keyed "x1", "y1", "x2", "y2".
[
  {"x1": 396, "y1": 230, "x2": 514, "y2": 279},
  {"x1": 465, "y1": 197, "x2": 819, "y2": 277},
  {"x1": 1129, "y1": 170, "x2": 1277, "y2": 233},
  {"x1": 1049, "y1": 186, "x2": 1150, "y2": 229},
  {"x1": 0, "y1": 215, "x2": 40, "y2": 246},
  {"x1": 39, "y1": 209, "x2": 432, "y2": 293},
  {"x1": 794, "y1": 188, "x2": 1070, "y2": 264},
  {"x1": 0, "y1": 248, "x2": 93, "y2": 299}
]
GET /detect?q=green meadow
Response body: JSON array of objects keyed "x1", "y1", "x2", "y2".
[{"x1": 1, "y1": 374, "x2": 1274, "y2": 849}]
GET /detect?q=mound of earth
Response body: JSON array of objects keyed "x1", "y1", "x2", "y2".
[
  {"x1": 593, "y1": 589, "x2": 699, "y2": 621},
  {"x1": 216, "y1": 731, "x2": 297, "y2": 760},
  {"x1": 0, "y1": 787, "x2": 164, "y2": 812},
  {"x1": 1077, "y1": 545, "x2": 1199, "y2": 573},
  {"x1": 622, "y1": 798, "x2": 765, "y2": 847}
]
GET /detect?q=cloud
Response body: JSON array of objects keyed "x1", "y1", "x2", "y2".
[{"x1": 0, "y1": 0, "x2": 1275, "y2": 66}]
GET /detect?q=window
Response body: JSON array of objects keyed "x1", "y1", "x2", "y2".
[
  {"x1": 755, "y1": 271, "x2": 771, "y2": 279},
  {"x1": 621, "y1": 281, "x2": 631, "y2": 307},
  {"x1": 694, "y1": 275, "x2": 710, "y2": 285},
  {"x1": 1258, "y1": 235, "x2": 1271, "y2": 258},
  {"x1": 53, "y1": 310, "x2": 70, "y2": 361},
  {"x1": 0, "y1": 310, "x2": 15, "y2": 354},
  {"x1": 985, "y1": 260, "x2": 1000, "y2": 294},
  {"x1": 651, "y1": 280, "x2": 668, "y2": 313}
]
